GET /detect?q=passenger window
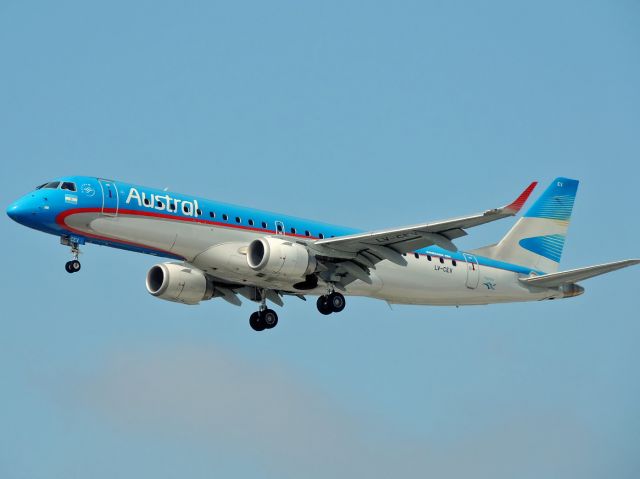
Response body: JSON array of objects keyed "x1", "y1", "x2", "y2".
[
  {"x1": 196, "y1": 208, "x2": 202, "y2": 216},
  {"x1": 183, "y1": 204, "x2": 190, "y2": 213},
  {"x1": 291, "y1": 227, "x2": 296, "y2": 234},
  {"x1": 156, "y1": 201, "x2": 162, "y2": 207},
  {"x1": 261, "y1": 221, "x2": 267, "y2": 229},
  {"x1": 452, "y1": 259, "x2": 457, "y2": 266},
  {"x1": 248, "y1": 219, "x2": 254, "y2": 226},
  {"x1": 318, "y1": 233, "x2": 324, "y2": 239},
  {"x1": 414, "y1": 253, "x2": 419, "y2": 259},
  {"x1": 169, "y1": 204, "x2": 176, "y2": 211},
  {"x1": 144, "y1": 198, "x2": 151, "y2": 206},
  {"x1": 209, "y1": 212, "x2": 215, "y2": 218},
  {"x1": 305, "y1": 230, "x2": 310, "y2": 237},
  {"x1": 276, "y1": 224, "x2": 283, "y2": 232},
  {"x1": 222, "y1": 214, "x2": 228, "y2": 221},
  {"x1": 235, "y1": 216, "x2": 241, "y2": 223},
  {"x1": 427, "y1": 255, "x2": 432, "y2": 261},
  {"x1": 439, "y1": 257, "x2": 444, "y2": 264},
  {"x1": 61, "y1": 182, "x2": 76, "y2": 192}
]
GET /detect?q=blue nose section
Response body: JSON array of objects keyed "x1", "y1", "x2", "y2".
[
  {"x1": 7, "y1": 196, "x2": 40, "y2": 225},
  {"x1": 7, "y1": 200, "x2": 29, "y2": 222}
]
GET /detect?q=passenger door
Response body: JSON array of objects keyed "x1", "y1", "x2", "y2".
[
  {"x1": 462, "y1": 253, "x2": 479, "y2": 289},
  {"x1": 99, "y1": 179, "x2": 119, "y2": 216}
]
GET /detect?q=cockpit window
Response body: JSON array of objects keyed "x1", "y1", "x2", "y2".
[
  {"x1": 35, "y1": 183, "x2": 47, "y2": 190},
  {"x1": 41, "y1": 181, "x2": 60, "y2": 189},
  {"x1": 61, "y1": 182, "x2": 76, "y2": 192}
]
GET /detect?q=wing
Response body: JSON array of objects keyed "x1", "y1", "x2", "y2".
[
  {"x1": 307, "y1": 181, "x2": 538, "y2": 289},
  {"x1": 312, "y1": 181, "x2": 537, "y2": 265}
]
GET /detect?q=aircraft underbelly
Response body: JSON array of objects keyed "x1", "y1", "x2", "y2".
[{"x1": 62, "y1": 213, "x2": 554, "y2": 305}]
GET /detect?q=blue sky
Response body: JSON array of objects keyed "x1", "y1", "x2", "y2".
[{"x1": 1, "y1": 1, "x2": 639, "y2": 478}]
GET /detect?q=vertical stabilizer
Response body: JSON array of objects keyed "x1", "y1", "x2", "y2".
[{"x1": 474, "y1": 178, "x2": 579, "y2": 273}]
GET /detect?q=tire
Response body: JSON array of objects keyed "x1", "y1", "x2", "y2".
[
  {"x1": 316, "y1": 296, "x2": 333, "y2": 315},
  {"x1": 262, "y1": 309, "x2": 279, "y2": 329},
  {"x1": 329, "y1": 292, "x2": 346, "y2": 313},
  {"x1": 249, "y1": 312, "x2": 265, "y2": 331},
  {"x1": 71, "y1": 260, "x2": 81, "y2": 272},
  {"x1": 65, "y1": 261, "x2": 73, "y2": 273}
]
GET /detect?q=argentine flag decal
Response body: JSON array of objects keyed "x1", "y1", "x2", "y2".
[{"x1": 65, "y1": 194, "x2": 78, "y2": 205}]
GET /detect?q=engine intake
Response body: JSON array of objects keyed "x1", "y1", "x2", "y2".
[
  {"x1": 146, "y1": 262, "x2": 214, "y2": 304},
  {"x1": 247, "y1": 237, "x2": 316, "y2": 279}
]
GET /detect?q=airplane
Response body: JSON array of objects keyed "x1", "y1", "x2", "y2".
[{"x1": 6, "y1": 176, "x2": 639, "y2": 331}]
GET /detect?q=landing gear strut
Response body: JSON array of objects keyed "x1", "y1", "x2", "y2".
[
  {"x1": 317, "y1": 291, "x2": 346, "y2": 315},
  {"x1": 249, "y1": 289, "x2": 279, "y2": 332}
]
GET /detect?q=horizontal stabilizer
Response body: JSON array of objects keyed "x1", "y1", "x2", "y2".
[{"x1": 519, "y1": 259, "x2": 640, "y2": 288}]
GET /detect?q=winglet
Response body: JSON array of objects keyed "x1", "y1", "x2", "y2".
[{"x1": 505, "y1": 181, "x2": 538, "y2": 213}]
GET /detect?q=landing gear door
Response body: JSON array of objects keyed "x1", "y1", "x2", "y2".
[
  {"x1": 462, "y1": 253, "x2": 479, "y2": 289},
  {"x1": 98, "y1": 179, "x2": 119, "y2": 216}
]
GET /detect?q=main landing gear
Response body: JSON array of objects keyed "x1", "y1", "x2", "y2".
[
  {"x1": 316, "y1": 291, "x2": 346, "y2": 315},
  {"x1": 249, "y1": 309, "x2": 279, "y2": 332},
  {"x1": 249, "y1": 290, "x2": 279, "y2": 332},
  {"x1": 63, "y1": 239, "x2": 82, "y2": 274},
  {"x1": 248, "y1": 289, "x2": 346, "y2": 331}
]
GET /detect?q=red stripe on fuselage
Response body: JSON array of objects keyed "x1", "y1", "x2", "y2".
[
  {"x1": 56, "y1": 208, "x2": 186, "y2": 259},
  {"x1": 57, "y1": 207, "x2": 322, "y2": 239}
]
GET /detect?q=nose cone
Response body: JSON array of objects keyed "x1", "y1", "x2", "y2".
[
  {"x1": 7, "y1": 201, "x2": 25, "y2": 222},
  {"x1": 7, "y1": 197, "x2": 38, "y2": 225}
]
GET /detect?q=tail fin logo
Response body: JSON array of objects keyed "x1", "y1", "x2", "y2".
[
  {"x1": 524, "y1": 177, "x2": 578, "y2": 221},
  {"x1": 519, "y1": 234, "x2": 566, "y2": 263}
]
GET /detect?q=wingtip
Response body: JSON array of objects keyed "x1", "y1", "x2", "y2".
[{"x1": 506, "y1": 181, "x2": 538, "y2": 212}]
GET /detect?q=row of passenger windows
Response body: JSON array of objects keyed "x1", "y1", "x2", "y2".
[
  {"x1": 204, "y1": 210, "x2": 329, "y2": 238},
  {"x1": 35, "y1": 181, "x2": 77, "y2": 192},
  {"x1": 403, "y1": 252, "x2": 458, "y2": 266},
  {"x1": 140, "y1": 195, "x2": 330, "y2": 238}
]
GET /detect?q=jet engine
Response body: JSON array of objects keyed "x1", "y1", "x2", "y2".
[
  {"x1": 146, "y1": 262, "x2": 214, "y2": 304},
  {"x1": 247, "y1": 237, "x2": 316, "y2": 279}
]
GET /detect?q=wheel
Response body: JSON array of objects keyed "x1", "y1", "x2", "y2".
[
  {"x1": 328, "y1": 292, "x2": 346, "y2": 313},
  {"x1": 249, "y1": 312, "x2": 265, "y2": 331},
  {"x1": 262, "y1": 309, "x2": 279, "y2": 329},
  {"x1": 316, "y1": 296, "x2": 333, "y2": 315},
  {"x1": 70, "y1": 260, "x2": 81, "y2": 272},
  {"x1": 65, "y1": 261, "x2": 73, "y2": 273}
]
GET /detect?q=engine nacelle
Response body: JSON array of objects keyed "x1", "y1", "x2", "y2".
[
  {"x1": 247, "y1": 237, "x2": 316, "y2": 279},
  {"x1": 145, "y1": 262, "x2": 214, "y2": 305}
]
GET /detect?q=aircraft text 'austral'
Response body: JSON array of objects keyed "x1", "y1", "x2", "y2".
[{"x1": 125, "y1": 187, "x2": 200, "y2": 217}]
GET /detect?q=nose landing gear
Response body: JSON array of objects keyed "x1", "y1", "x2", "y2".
[
  {"x1": 61, "y1": 236, "x2": 83, "y2": 274},
  {"x1": 65, "y1": 260, "x2": 81, "y2": 273}
]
